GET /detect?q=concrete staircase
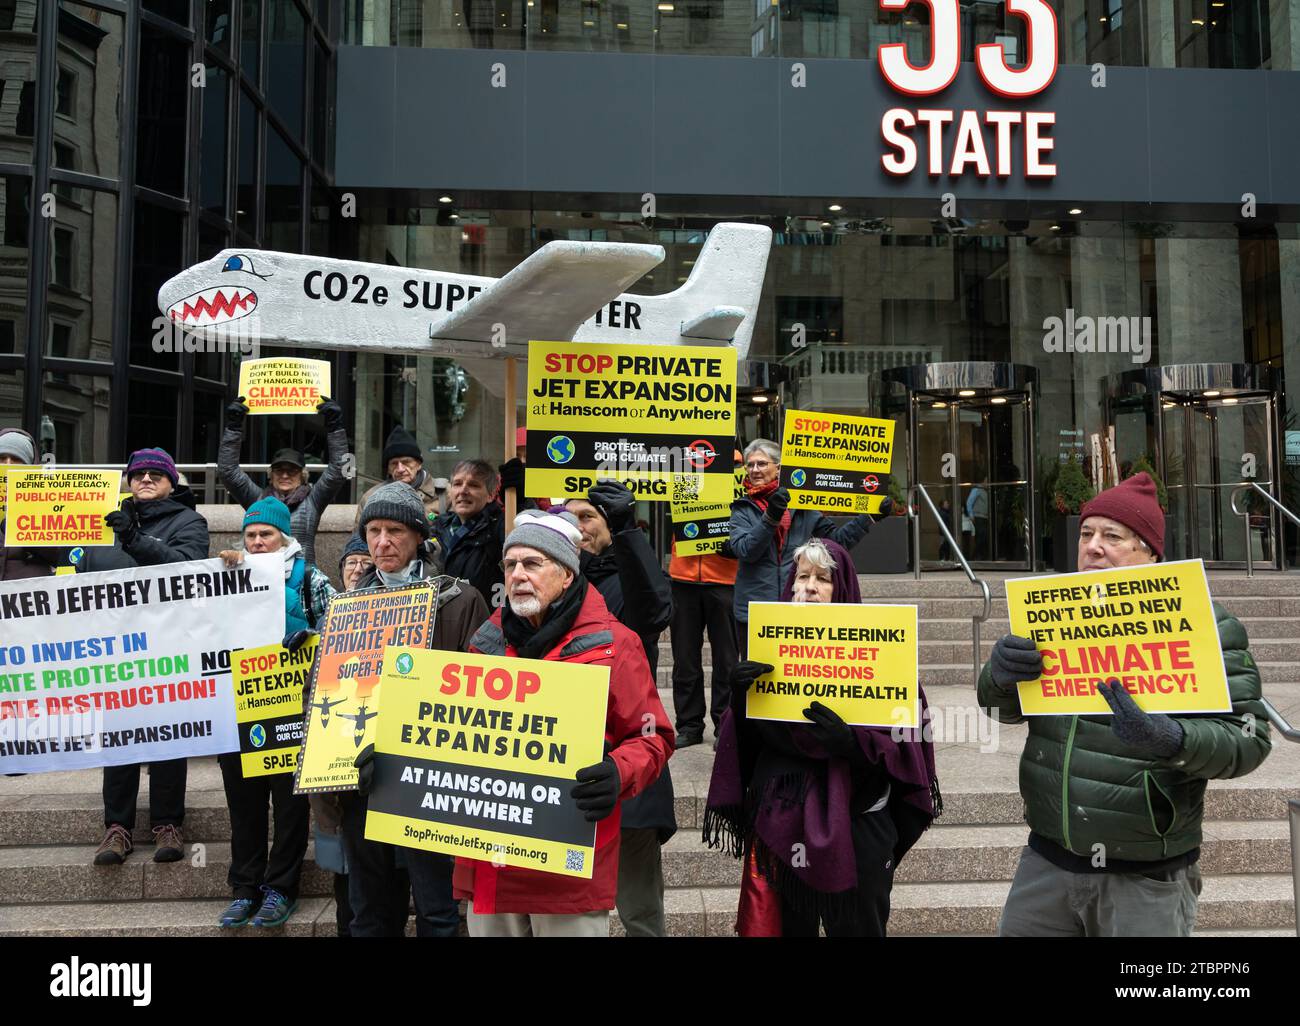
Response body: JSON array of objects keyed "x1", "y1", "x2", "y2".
[{"x1": 0, "y1": 572, "x2": 1295, "y2": 936}]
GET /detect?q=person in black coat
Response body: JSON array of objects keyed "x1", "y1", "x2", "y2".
[
  {"x1": 429, "y1": 459, "x2": 505, "y2": 609},
  {"x1": 565, "y1": 481, "x2": 676, "y2": 937},
  {"x1": 78, "y1": 448, "x2": 211, "y2": 868}
]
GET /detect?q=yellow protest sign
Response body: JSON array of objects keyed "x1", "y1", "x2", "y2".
[
  {"x1": 0, "y1": 464, "x2": 34, "y2": 523},
  {"x1": 779, "y1": 409, "x2": 895, "y2": 514},
  {"x1": 3, "y1": 468, "x2": 121, "y2": 547},
  {"x1": 746, "y1": 602, "x2": 919, "y2": 728},
  {"x1": 294, "y1": 582, "x2": 438, "y2": 793},
  {"x1": 237, "y1": 357, "x2": 331, "y2": 414},
  {"x1": 232, "y1": 637, "x2": 318, "y2": 777},
  {"x1": 671, "y1": 467, "x2": 746, "y2": 555},
  {"x1": 1005, "y1": 559, "x2": 1232, "y2": 716},
  {"x1": 524, "y1": 340, "x2": 737, "y2": 504},
  {"x1": 364, "y1": 647, "x2": 610, "y2": 878}
]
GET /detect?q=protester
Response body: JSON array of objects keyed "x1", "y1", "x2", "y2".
[
  {"x1": 354, "y1": 426, "x2": 440, "y2": 528},
  {"x1": 497, "y1": 427, "x2": 543, "y2": 512},
  {"x1": 704, "y1": 537, "x2": 939, "y2": 937},
  {"x1": 344, "y1": 483, "x2": 489, "y2": 936},
  {"x1": 728, "y1": 439, "x2": 889, "y2": 657},
  {"x1": 213, "y1": 498, "x2": 333, "y2": 927},
  {"x1": 979, "y1": 473, "x2": 1272, "y2": 937},
  {"x1": 453, "y1": 508, "x2": 674, "y2": 937},
  {"x1": 219, "y1": 395, "x2": 349, "y2": 568},
  {"x1": 565, "y1": 482, "x2": 676, "y2": 938},
  {"x1": 0, "y1": 428, "x2": 63, "y2": 580},
  {"x1": 429, "y1": 458, "x2": 505, "y2": 607},
  {"x1": 338, "y1": 533, "x2": 373, "y2": 591},
  {"x1": 80, "y1": 448, "x2": 210, "y2": 866}
]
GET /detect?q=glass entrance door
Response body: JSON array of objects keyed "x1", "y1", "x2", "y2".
[
  {"x1": 914, "y1": 392, "x2": 1034, "y2": 569},
  {"x1": 1162, "y1": 394, "x2": 1278, "y2": 567}
]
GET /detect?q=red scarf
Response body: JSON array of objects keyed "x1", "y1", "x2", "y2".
[{"x1": 746, "y1": 477, "x2": 792, "y2": 553}]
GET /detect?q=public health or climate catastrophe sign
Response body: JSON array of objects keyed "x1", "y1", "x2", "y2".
[
  {"x1": 4, "y1": 469, "x2": 121, "y2": 547},
  {"x1": 236, "y1": 357, "x2": 331, "y2": 415},
  {"x1": 779, "y1": 410, "x2": 894, "y2": 514},
  {"x1": 1004, "y1": 560, "x2": 1233, "y2": 716},
  {"x1": 232, "y1": 636, "x2": 318, "y2": 777},
  {"x1": 746, "y1": 602, "x2": 919, "y2": 728},
  {"x1": 294, "y1": 582, "x2": 437, "y2": 794},
  {"x1": 525, "y1": 340, "x2": 737, "y2": 504},
  {"x1": 365, "y1": 648, "x2": 609, "y2": 878},
  {"x1": 0, "y1": 556, "x2": 283, "y2": 772}
]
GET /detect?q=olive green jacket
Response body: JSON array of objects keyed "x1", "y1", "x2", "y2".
[{"x1": 978, "y1": 602, "x2": 1271, "y2": 862}]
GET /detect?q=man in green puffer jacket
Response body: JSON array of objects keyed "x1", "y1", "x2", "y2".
[{"x1": 979, "y1": 473, "x2": 1271, "y2": 937}]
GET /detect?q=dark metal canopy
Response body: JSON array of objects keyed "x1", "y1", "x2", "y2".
[{"x1": 881, "y1": 361, "x2": 1039, "y2": 397}]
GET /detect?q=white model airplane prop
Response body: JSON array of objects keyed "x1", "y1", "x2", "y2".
[{"x1": 157, "y1": 223, "x2": 773, "y2": 394}]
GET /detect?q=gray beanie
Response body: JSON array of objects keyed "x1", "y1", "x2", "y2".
[
  {"x1": 503, "y1": 508, "x2": 582, "y2": 576},
  {"x1": 0, "y1": 429, "x2": 37, "y2": 464},
  {"x1": 360, "y1": 481, "x2": 431, "y2": 539}
]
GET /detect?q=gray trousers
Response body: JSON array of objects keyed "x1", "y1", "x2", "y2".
[
  {"x1": 467, "y1": 909, "x2": 608, "y2": 938},
  {"x1": 616, "y1": 827, "x2": 666, "y2": 937},
  {"x1": 998, "y1": 846, "x2": 1202, "y2": 937}
]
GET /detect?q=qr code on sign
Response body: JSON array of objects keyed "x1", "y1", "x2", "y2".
[
  {"x1": 672, "y1": 476, "x2": 702, "y2": 502},
  {"x1": 565, "y1": 848, "x2": 585, "y2": 872}
]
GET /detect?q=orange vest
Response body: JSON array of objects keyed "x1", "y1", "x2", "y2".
[{"x1": 668, "y1": 540, "x2": 737, "y2": 586}]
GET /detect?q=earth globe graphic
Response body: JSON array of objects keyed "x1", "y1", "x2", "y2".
[
  {"x1": 249, "y1": 724, "x2": 266, "y2": 748},
  {"x1": 547, "y1": 435, "x2": 575, "y2": 463}
]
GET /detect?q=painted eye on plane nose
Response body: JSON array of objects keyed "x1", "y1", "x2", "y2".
[{"x1": 222, "y1": 253, "x2": 265, "y2": 278}]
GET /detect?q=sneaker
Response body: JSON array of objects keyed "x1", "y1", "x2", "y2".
[
  {"x1": 93, "y1": 824, "x2": 133, "y2": 866},
  {"x1": 676, "y1": 731, "x2": 704, "y2": 749},
  {"x1": 219, "y1": 897, "x2": 256, "y2": 928},
  {"x1": 152, "y1": 824, "x2": 184, "y2": 863},
  {"x1": 250, "y1": 887, "x2": 297, "y2": 927}
]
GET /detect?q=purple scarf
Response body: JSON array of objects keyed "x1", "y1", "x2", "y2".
[{"x1": 703, "y1": 538, "x2": 940, "y2": 916}]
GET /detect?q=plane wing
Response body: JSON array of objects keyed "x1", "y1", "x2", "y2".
[
  {"x1": 430, "y1": 240, "x2": 664, "y2": 346},
  {"x1": 681, "y1": 306, "x2": 746, "y2": 341}
]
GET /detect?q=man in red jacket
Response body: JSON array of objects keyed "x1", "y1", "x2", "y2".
[{"x1": 455, "y1": 508, "x2": 675, "y2": 937}]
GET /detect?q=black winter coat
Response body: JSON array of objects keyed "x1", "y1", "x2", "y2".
[
  {"x1": 581, "y1": 527, "x2": 677, "y2": 839},
  {"x1": 76, "y1": 487, "x2": 211, "y2": 573},
  {"x1": 430, "y1": 502, "x2": 505, "y2": 611}
]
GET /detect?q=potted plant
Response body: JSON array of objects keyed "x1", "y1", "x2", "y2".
[{"x1": 1051, "y1": 454, "x2": 1095, "y2": 572}]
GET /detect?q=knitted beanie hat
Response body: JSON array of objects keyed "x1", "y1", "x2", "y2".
[
  {"x1": 382, "y1": 426, "x2": 422, "y2": 466},
  {"x1": 503, "y1": 508, "x2": 582, "y2": 576},
  {"x1": 243, "y1": 496, "x2": 292, "y2": 537},
  {"x1": 1079, "y1": 472, "x2": 1165, "y2": 560},
  {"x1": 360, "y1": 481, "x2": 431, "y2": 539},
  {"x1": 126, "y1": 447, "x2": 179, "y2": 486}
]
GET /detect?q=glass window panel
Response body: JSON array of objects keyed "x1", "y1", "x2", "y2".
[
  {"x1": 126, "y1": 374, "x2": 179, "y2": 457},
  {"x1": 0, "y1": 367, "x2": 24, "y2": 433},
  {"x1": 242, "y1": 0, "x2": 262, "y2": 84},
  {"x1": 528, "y1": 0, "x2": 650, "y2": 52},
  {"x1": 55, "y1": 3, "x2": 124, "y2": 179},
  {"x1": 136, "y1": 23, "x2": 189, "y2": 196},
  {"x1": 46, "y1": 188, "x2": 116, "y2": 362},
  {"x1": 143, "y1": 0, "x2": 191, "y2": 25},
  {"x1": 310, "y1": 38, "x2": 331, "y2": 161},
  {"x1": 237, "y1": 88, "x2": 259, "y2": 238},
  {"x1": 192, "y1": 388, "x2": 225, "y2": 463},
  {"x1": 200, "y1": 65, "x2": 230, "y2": 216},
  {"x1": 1174, "y1": 0, "x2": 1269, "y2": 69},
  {"x1": 129, "y1": 201, "x2": 185, "y2": 369},
  {"x1": 43, "y1": 371, "x2": 111, "y2": 463},
  {"x1": 0, "y1": 176, "x2": 29, "y2": 364},
  {"x1": 267, "y1": 0, "x2": 306, "y2": 141},
  {"x1": 206, "y1": 0, "x2": 233, "y2": 51},
  {"x1": 194, "y1": 222, "x2": 232, "y2": 381},
  {"x1": 265, "y1": 127, "x2": 302, "y2": 252}
]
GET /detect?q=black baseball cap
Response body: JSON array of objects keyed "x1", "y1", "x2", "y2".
[{"x1": 270, "y1": 448, "x2": 305, "y2": 469}]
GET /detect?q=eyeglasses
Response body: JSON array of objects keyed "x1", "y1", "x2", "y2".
[
  {"x1": 500, "y1": 556, "x2": 553, "y2": 576},
  {"x1": 129, "y1": 470, "x2": 169, "y2": 483},
  {"x1": 342, "y1": 558, "x2": 372, "y2": 572},
  {"x1": 745, "y1": 459, "x2": 774, "y2": 470}
]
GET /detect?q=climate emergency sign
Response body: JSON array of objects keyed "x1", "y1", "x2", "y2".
[
  {"x1": 236, "y1": 357, "x2": 331, "y2": 414},
  {"x1": 780, "y1": 410, "x2": 894, "y2": 514},
  {"x1": 4, "y1": 469, "x2": 120, "y2": 547},
  {"x1": 0, "y1": 555, "x2": 282, "y2": 773},
  {"x1": 746, "y1": 602, "x2": 919, "y2": 728},
  {"x1": 526, "y1": 340, "x2": 737, "y2": 504},
  {"x1": 365, "y1": 648, "x2": 608, "y2": 879},
  {"x1": 1005, "y1": 560, "x2": 1232, "y2": 716}
]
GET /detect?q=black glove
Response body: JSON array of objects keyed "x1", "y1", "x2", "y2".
[
  {"x1": 498, "y1": 457, "x2": 525, "y2": 494},
  {"x1": 317, "y1": 396, "x2": 344, "y2": 433},
  {"x1": 226, "y1": 396, "x2": 248, "y2": 430},
  {"x1": 803, "y1": 701, "x2": 858, "y2": 758},
  {"x1": 354, "y1": 743, "x2": 375, "y2": 797},
  {"x1": 589, "y1": 479, "x2": 636, "y2": 534},
  {"x1": 1098, "y1": 679, "x2": 1185, "y2": 759},
  {"x1": 570, "y1": 756, "x2": 621, "y2": 822},
  {"x1": 105, "y1": 501, "x2": 138, "y2": 547},
  {"x1": 873, "y1": 496, "x2": 895, "y2": 520},
  {"x1": 282, "y1": 630, "x2": 314, "y2": 653},
  {"x1": 989, "y1": 634, "x2": 1042, "y2": 689},
  {"x1": 763, "y1": 487, "x2": 790, "y2": 525},
  {"x1": 730, "y1": 660, "x2": 774, "y2": 694}
]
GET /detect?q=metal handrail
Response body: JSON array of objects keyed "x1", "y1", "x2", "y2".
[
  {"x1": 908, "y1": 482, "x2": 993, "y2": 688},
  {"x1": 1229, "y1": 482, "x2": 1300, "y2": 577}
]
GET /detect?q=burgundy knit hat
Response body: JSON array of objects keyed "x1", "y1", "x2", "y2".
[
  {"x1": 1079, "y1": 472, "x2": 1164, "y2": 559},
  {"x1": 126, "y1": 447, "x2": 179, "y2": 486}
]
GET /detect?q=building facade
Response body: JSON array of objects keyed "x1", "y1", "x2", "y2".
[{"x1": 10, "y1": 0, "x2": 1300, "y2": 570}]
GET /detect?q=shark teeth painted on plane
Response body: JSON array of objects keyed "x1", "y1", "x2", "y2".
[{"x1": 167, "y1": 285, "x2": 259, "y2": 325}]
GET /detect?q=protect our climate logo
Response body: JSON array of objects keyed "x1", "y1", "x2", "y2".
[
  {"x1": 790, "y1": 469, "x2": 807, "y2": 488},
  {"x1": 683, "y1": 523, "x2": 700, "y2": 539},
  {"x1": 249, "y1": 723, "x2": 266, "y2": 748},
  {"x1": 546, "y1": 435, "x2": 575, "y2": 464},
  {"x1": 396, "y1": 652, "x2": 414, "y2": 674}
]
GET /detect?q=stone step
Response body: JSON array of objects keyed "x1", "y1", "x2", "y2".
[
  {"x1": 658, "y1": 872, "x2": 1298, "y2": 936},
  {"x1": 0, "y1": 896, "x2": 339, "y2": 936},
  {"x1": 659, "y1": 820, "x2": 1296, "y2": 888},
  {"x1": 0, "y1": 841, "x2": 335, "y2": 905}
]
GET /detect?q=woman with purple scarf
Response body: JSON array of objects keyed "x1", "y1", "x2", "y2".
[{"x1": 703, "y1": 537, "x2": 941, "y2": 936}]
